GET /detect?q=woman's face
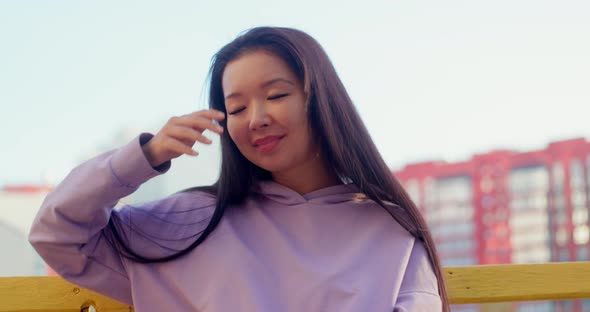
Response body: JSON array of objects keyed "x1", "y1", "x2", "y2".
[{"x1": 222, "y1": 50, "x2": 317, "y2": 175}]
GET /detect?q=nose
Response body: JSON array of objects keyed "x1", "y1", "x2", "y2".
[{"x1": 248, "y1": 102, "x2": 271, "y2": 131}]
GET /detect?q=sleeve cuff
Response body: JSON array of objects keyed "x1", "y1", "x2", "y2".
[{"x1": 109, "y1": 133, "x2": 170, "y2": 188}]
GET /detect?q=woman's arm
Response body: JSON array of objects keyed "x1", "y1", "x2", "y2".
[
  {"x1": 29, "y1": 110, "x2": 224, "y2": 304},
  {"x1": 393, "y1": 240, "x2": 443, "y2": 312},
  {"x1": 28, "y1": 134, "x2": 168, "y2": 305}
]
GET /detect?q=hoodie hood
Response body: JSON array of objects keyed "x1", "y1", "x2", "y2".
[{"x1": 254, "y1": 180, "x2": 368, "y2": 205}]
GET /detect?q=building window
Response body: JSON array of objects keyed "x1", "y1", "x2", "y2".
[
  {"x1": 571, "y1": 159, "x2": 584, "y2": 189},
  {"x1": 554, "y1": 208, "x2": 567, "y2": 226},
  {"x1": 442, "y1": 257, "x2": 476, "y2": 267},
  {"x1": 558, "y1": 249, "x2": 570, "y2": 262},
  {"x1": 424, "y1": 176, "x2": 473, "y2": 226},
  {"x1": 552, "y1": 162, "x2": 565, "y2": 192},
  {"x1": 509, "y1": 166, "x2": 552, "y2": 264},
  {"x1": 556, "y1": 228, "x2": 569, "y2": 246},
  {"x1": 571, "y1": 159, "x2": 587, "y2": 212},
  {"x1": 573, "y1": 209, "x2": 588, "y2": 226},
  {"x1": 577, "y1": 247, "x2": 589, "y2": 261},
  {"x1": 517, "y1": 301, "x2": 553, "y2": 312},
  {"x1": 574, "y1": 225, "x2": 590, "y2": 245},
  {"x1": 434, "y1": 223, "x2": 473, "y2": 236}
]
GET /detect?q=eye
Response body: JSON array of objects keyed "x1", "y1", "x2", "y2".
[
  {"x1": 228, "y1": 107, "x2": 246, "y2": 115},
  {"x1": 267, "y1": 93, "x2": 289, "y2": 101}
]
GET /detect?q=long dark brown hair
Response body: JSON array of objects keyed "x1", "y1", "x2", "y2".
[{"x1": 105, "y1": 26, "x2": 449, "y2": 310}]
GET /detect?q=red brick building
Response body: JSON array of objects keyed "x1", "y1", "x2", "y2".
[{"x1": 394, "y1": 138, "x2": 590, "y2": 312}]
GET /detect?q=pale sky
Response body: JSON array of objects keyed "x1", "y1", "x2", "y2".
[{"x1": 1, "y1": 1, "x2": 589, "y2": 187}]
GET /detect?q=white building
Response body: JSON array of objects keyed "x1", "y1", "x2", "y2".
[{"x1": 0, "y1": 185, "x2": 51, "y2": 276}]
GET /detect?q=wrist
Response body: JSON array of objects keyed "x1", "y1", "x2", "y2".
[{"x1": 141, "y1": 142, "x2": 157, "y2": 168}]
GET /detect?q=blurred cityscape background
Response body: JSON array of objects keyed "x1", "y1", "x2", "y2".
[
  {"x1": 3, "y1": 134, "x2": 589, "y2": 311},
  {"x1": 1, "y1": 1, "x2": 589, "y2": 311},
  {"x1": 397, "y1": 137, "x2": 590, "y2": 312}
]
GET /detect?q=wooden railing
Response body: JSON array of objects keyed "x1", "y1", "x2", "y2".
[{"x1": 1, "y1": 262, "x2": 590, "y2": 311}]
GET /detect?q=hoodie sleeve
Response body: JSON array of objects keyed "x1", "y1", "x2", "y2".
[
  {"x1": 28, "y1": 133, "x2": 169, "y2": 305},
  {"x1": 393, "y1": 240, "x2": 443, "y2": 312}
]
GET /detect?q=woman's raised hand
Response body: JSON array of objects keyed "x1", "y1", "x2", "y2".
[{"x1": 142, "y1": 109, "x2": 225, "y2": 168}]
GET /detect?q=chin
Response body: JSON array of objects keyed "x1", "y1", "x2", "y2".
[
  {"x1": 255, "y1": 163, "x2": 283, "y2": 174},
  {"x1": 252, "y1": 158, "x2": 292, "y2": 175}
]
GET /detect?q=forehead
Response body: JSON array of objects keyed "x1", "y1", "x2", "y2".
[{"x1": 222, "y1": 50, "x2": 297, "y2": 94}]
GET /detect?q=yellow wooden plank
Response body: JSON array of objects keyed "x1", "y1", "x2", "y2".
[
  {"x1": 0, "y1": 276, "x2": 132, "y2": 312},
  {"x1": 445, "y1": 262, "x2": 590, "y2": 304},
  {"x1": 2, "y1": 262, "x2": 590, "y2": 310}
]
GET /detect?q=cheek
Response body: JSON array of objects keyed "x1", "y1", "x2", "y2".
[
  {"x1": 227, "y1": 120, "x2": 247, "y2": 147},
  {"x1": 226, "y1": 123, "x2": 238, "y2": 143},
  {"x1": 288, "y1": 107, "x2": 310, "y2": 134},
  {"x1": 288, "y1": 97, "x2": 308, "y2": 124}
]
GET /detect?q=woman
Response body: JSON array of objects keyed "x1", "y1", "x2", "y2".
[{"x1": 29, "y1": 26, "x2": 449, "y2": 311}]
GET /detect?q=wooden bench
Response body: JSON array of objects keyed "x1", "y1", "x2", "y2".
[{"x1": 1, "y1": 262, "x2": 589, "y2": 311}]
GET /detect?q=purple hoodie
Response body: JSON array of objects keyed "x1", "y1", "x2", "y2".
[{"x1": 29, "y1": 134, "x2": 441, "y2": 311}]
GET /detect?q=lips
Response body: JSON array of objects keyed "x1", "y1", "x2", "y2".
[{"x1": 253, "y1": 135, "x2": 284, "y2": 152}]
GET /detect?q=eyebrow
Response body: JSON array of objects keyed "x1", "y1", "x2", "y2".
[{"x1": 224, "y1": 78, "x2": 295, "y2": 100}]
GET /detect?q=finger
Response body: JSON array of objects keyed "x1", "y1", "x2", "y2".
[
  {"x1": 164, "y1": 137, "x2": 198, "y2": 156},
  {"x1": 174, "y1": 114, "x2": 224, "y2": 135},
  {"x1": 167, "y1": 125, "x2": 213, "y2": 145},
  {"x1": 192, "y1": 109, "x2": 226, "y2": 121},
  {"x1": 179, "y1": 138, "x2": 197, "y2": 149}
]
